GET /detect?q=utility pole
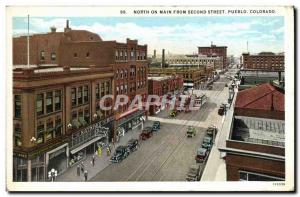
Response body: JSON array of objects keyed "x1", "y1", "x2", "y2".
[{"x1": 27, "y1": 14, "x2": 30, "y2": 68}]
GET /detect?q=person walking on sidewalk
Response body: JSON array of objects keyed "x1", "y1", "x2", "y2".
[
  {"x1": 77, "y1": 165, "x2": 80, "y2": 176},
  {"x1": 84, "y1": 170, "x2": 88, "y2": 181},
  {"x1": 91, "y1": 155, "x2": 95, "y2": 166},
  {"x1": 80, "y1": 161, "x2": 84, "y2": 173}
]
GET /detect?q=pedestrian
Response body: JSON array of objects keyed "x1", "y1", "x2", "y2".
[
  {"x1": 106, "y1": 147, "x2": 111, "y2": 156},
  {"x1": 91, "y1": 155, "x2": 95, "y2": 166},
  {"x1": 77, "y1": 164, "x2": 80, "y2": 176},
  {"x1": 80, "y1": 161, "x2": 84, "y2": 173},
  {"x1": 84, "y1": 170, "x2": 88, "y2": 181}
]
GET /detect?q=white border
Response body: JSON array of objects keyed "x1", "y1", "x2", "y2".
[{"x1": 5, "y1": 5, "x2": 295, "y2": 192}]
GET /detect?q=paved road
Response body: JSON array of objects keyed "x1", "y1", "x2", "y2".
[{"x1": 91, "y1": 87, "x2": 229, "y2": 182}]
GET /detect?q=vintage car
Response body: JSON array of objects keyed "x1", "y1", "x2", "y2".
[
  {"x1": 218, "y1": 104, "x2": 226, "y2": 115},
  {"x1": 110, "y1": 146, "x2": 130, "y2": 163},
  {"x1": 186, "y1": 164, "x2": 203, "y2": 181},
  {"x1": 126, "y1": 139, "x2": 139, "y2": 152},
  {"x1": 206, "y1": 125, "x2": 218, "y2": 138},
  {"x1": 201, "y1": 136, "x2": 213, "y2": 149},
  {"x1": 140, "y1": 127, "x2": 153, "y2": 140},
  {"x1": 195, "y1": 147, "x2": 209, "y2": 163},
  {"x1": 186, "y1": 126, "x2": 196, "y2": 137},
  {"x1": 169, "y1": 109, "x2": 178, "y2": 117},
  {"x1": 152, "y1": 121, "x2": 161, "y2": 131}
]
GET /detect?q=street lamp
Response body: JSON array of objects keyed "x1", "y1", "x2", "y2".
[
  {"x1": 30, "y1": 137, "x2": 36, "y2": 144},
  {"x1": 48, "y1": 168, "x2": 58, "y2": 182}
]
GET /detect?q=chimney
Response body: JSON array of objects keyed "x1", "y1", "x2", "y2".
[
  {"x1": 50, "y1": 26, "x2": 56, "y2": 33},
  {"x1": 162, "y1": 49, "x2": 165, "y2": 68},
  {"x1": 278, "y1": 71, "x2": 282, "y2": 82},
  {"x1": 153, "y1": 50, "x2": 156, "y2": 59},
  {"x1": 64, "y1": 20, "x2": 71, "y2": 32}
]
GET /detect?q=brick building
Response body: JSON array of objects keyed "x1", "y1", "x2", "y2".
[
  {"x1": 12, "y1": 20, "x2": 148, "y2": 181},
  {"x1": 148, "y1": 67, "x2": 214, "y2": 89},
  {"x1": 220, "y1": 83, "x2": 285, "y2": 181},
  {"x1": 13, "y1": 66, "x2": 114, "y2": 182},
  {"x1": 147, "y1": 75, "x2": 184, "y2": 115},
  {"x1": 242, "y1": 52, "x2": 284, "y2": 71},
  {"x1": 198, "y1": 44, "x2": 227, "y2": 69}
]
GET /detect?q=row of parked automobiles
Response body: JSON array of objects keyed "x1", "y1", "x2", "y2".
[
  {"x1": 139, "y1": 121, "x2": 161, "y2": 140},
  {"x1": 186, "y1": 125, "x2": 218, "y2": 181},
  {"x1": 110, "y1": 121, "x2": 161, "y2": 163}
]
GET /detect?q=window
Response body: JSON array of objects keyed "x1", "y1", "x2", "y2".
[
  {"x1": 40, "y1": 51, "x2": 45, "y2": 61},
  {"x1": 239, "y1": 171, "x2": 284, "y2": 181},
  {"x1": 37, "y1": 122, "x2": 44, "y2": 144},
  {"x1": 84, "y1": 85, "x2": 89, "y2": 103},
  {"x1": 54, "y1": 90, "x2": 61, "y2": 111},
  {"x1": 51, "y1": 52, "x2": 56, "y2": 61},
  {"x1": 86, "y1": 52, "x2": 90, "y2": 58},
  {"x1": 36, "y1": 94, "x2": 44, "y2": 116},
  {"x1": 77, "y1": 87, "x2": 83, "y2": 105},
  {"x1": 71, "y1": 88, "x2": 76, "y2": 107},
  {"x1": 14, "y1": 124, "x2": 22, "y2": 146},
  {"x1": 84, "y1": 107, "x2": 90, "y2": 123},
  {"x1": 45, "y1": 119, "x2": 54, "y2": 141},
  {"x1": 101, "y1": 82, "x2": 105, "y2": 97},
  {"x1": 72, "y1": 110, "x2": 77, "y2": 120},
  {"x1": 130, "y1": 51, "x2": 135, "y2": 60},
  {"x1": 124, "y1": 51, "x2": 127, "y2": 60},
  {"x1": 116, "y1": 86, "x2": 119, "y2": 94},
  {"x1": 74, "y1": 53, "x2": 78, "y2": 58},
  {"x1": 46, "y1": 92, "x2": 53, "y2": 114},
  {"x1": 55, "y1": 115, "x2": 62, "y2": 137},
  {"x1": 115, "y1": 51, "x2": 119, "y2": 60},
  {"x1": 137, "y1": 51, "x2": 140, "y2": 60},
  {"x1": 96, "y1": 84, "x2": 100, "y2": 99},
  {"x1": 105, "y1": 81, "x2": 110, "y2": 94},
  {"x1": 14, "y1": 95, "x2": 21, "y2": 118}
]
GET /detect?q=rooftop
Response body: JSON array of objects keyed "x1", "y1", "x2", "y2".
[
  {"x1": 235, "y1": 83, "x2": 284, "y2": 112},
  {"x1": 231, "y1": 116, "x2": 285, "y2": 147}
]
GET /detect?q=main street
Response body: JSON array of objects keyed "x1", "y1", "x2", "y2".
[{"x1": 91, "y1": 77, "x2": 230, "y2": 181}]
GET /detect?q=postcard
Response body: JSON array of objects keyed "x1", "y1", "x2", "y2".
[{"x1": 6, "y1": 5, "x2": 294, "y2": 192}]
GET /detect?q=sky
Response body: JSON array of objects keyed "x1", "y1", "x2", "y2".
[{"x1": 12, "y1": 16, "x2": 284, "y2": 57}]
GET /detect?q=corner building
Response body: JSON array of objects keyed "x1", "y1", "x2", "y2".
[{"x1": 12, "y1": 20, "x2": 148, "y2": 181}]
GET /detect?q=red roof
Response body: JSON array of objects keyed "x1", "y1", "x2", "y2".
[{"x1": 235, "y1": 83, "x2": 284, "y2": 112}]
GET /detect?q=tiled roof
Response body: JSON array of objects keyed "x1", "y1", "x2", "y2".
[{"x1": 235, "y1": 83, "x2": 284, "y2": 112}]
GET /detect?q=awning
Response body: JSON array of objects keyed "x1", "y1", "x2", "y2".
[
  {"x1": 116, "y1": 107, "x2": 139, "y2": 120},
  {"x1": 70, "y1": 136, "x2": 104, "y2": 155}
]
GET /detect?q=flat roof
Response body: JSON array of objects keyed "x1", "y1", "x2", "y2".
[{"x1": 231, "y1": 116, "x2": 285, "y2": 147}]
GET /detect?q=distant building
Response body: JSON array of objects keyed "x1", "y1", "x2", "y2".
[
  {"x1": 198, "y1": 44, "x2": 227, "y2": 69},
  {"x1": 241, "y1": 52, "x2": 284, "y2": 71},
  {"x1": 148, "y1": 75, "x2": 184, "y2": 115},
  {"x1": 221, "y1": 83, "x2": 285, "y2": 181}
]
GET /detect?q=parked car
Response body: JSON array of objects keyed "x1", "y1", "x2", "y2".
[
  {"x1": 152, "y1": 121, "x2": 161, "y2": 131},
  {"x1": 206, "y1": 125, "x2": 218, "y2": 138},
  {"x1": 186, "y1": 164, "x2": 203, "y2": 181},
  {"x1": 140, "y1": 127, "x2": 153, "y2": 140},
  {"x1": 186, "y1": 126, "x2": 197, "y2": 137},
  {"x1": 127, "y1": 139, "x2": 139, "y2": 152},
  {"x1": 169, "y1": 109, "x2": 177, "y2": 117},
  {"x1": 201, "y1": 136, "x2": 213, "y2": 149},
  {"x1": 195, "y1": 147, "x2": 209, "y2": 163},
  {"x1": 218, "y1": 104, "x2": 226, "y2": 115},
  {"x1": 110, "y1": 146, "x2": 130, "y2": 163}
]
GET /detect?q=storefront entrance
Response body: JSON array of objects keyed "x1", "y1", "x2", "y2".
[{"x1": 46, "y1": 144, "x2": 68, "y2": 177}]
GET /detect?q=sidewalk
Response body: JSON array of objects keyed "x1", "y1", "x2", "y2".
[{"x1": 56, "y1": 125, "x2": 142, "y2": 182}]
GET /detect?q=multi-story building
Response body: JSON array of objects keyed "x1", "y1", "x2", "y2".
[
  {"x1": 152, "y1": 54, "x2": 223, "y2": 69},
  {"x1": 241, "y1": 52, "x2": 284, "y2": 71},
  {"x1": 148, "y1": 75, "x2": 184, "y2": 115},
  {"x1": 148, "y1": 67, "x2": 213, "y2": 89},
  {"x1": 198, "y1": 44, "x2": 227, "y2": 69},
  {"x1": 12, "y1": 20, "x2": 148, "y2": 181},
  {"x1": 13, "y1": 65, "x2": 114, "y2": 182},
  {"x1": 220, "y1": 83, "x2": 285, "y2": 181}
]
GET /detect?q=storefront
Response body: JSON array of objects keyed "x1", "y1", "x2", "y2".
[
  {"x1": 116, "y1": 109, "x2": 146, "y2": 141},
  {"x1": 46, "y1": 143, "x2": 69, "y2": 177},
  {"x1": 68, "y1": 120, "x2": 110, "y2": 167}
]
